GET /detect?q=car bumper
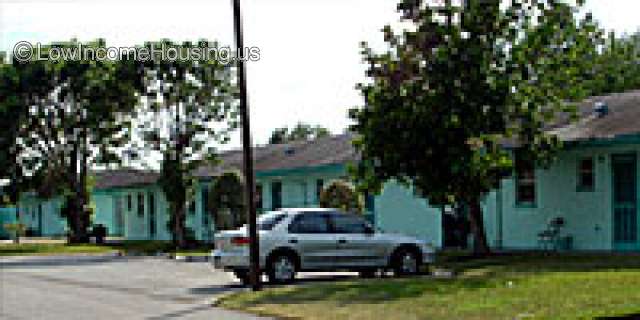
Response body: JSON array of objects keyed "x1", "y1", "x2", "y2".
[{"x1": 211, "y1": 250, "x2": 250, "y2": 271}]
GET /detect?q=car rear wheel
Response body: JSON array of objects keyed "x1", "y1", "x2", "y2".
[
  {"x1": 233, "y1": 270, "x2": 251, "y2": 285},
  {"x1": 358, "y1": 268, "x2": 377, "y2": 278},
  {"x1": 392, "y1": 248, "x2": 420, "y2": 276},
  {"x1": 267, "y1": 254, "x2": 297, "y2": 284}
]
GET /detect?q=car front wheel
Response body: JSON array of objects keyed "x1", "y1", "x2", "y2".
[
  {"x1": 267, "y1": 254, "x2": 297, "y2": 284},
  {"x1": 392, "y1": 249, "x2": 420, "y2": 276}
]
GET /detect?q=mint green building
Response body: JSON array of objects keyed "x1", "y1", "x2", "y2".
[
  {"x1": 16, "y1": 90, "x2": 640, "y2": 251},
  {"x1": 15, "y1": 134, "x2": 409, "y2": 243},
  {"x1": 373, "y1": 90, "x2": 640, "y2": 252}
]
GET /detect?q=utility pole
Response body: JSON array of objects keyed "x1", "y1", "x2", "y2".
[{"x1": 232, "y1": 0, "x2": 261, "y2": 291}]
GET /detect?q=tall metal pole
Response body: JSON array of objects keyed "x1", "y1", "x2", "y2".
[{"x1": 232, "y1": 0, "x2": 261, "y2": 291}]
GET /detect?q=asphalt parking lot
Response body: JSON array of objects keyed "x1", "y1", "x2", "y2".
[{"x1": 0, "y1": 256, "x2": 267, "y2": 320}]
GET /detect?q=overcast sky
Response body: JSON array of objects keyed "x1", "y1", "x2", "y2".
[{"x1": 1, "y1": 0, "x2": 639, "y2": 149}]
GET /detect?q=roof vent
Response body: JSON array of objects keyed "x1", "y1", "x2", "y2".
[
  {"x1": 594, "y1": 101, "x2": 608, "y2": 118},
  {"x1": 284, "y1": 147, "x2": 295, "y2": 156}
]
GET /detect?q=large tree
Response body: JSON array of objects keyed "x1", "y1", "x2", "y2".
[
  {"x1": 586, "y1": 31, "x2": 640, "y2": 96},
  {"x1": 268, "y1": 122, "x2": 329, "y2": 144},
  {"x1": 7, "y1": 40, "x2": 143, "y2": 242},
  {"x1": 349, "y1": 0, "x2": 601, "y2": 254},
  {"x1": 0, "y1": 58, "x2": 28, "y2": 206},
  {"x1": 137, "y1": 40, "x2": 239, "y2": 247}
]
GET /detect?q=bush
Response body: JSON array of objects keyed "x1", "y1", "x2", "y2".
[
  {"x1": 319, "y1": 180, "x2": 364, "y2": 214},
  {"x1": 3, "y1": 223, "x2": 26, "y2": 243},
  {"x1": 91, "y1": 224, "x2": 107, "y2": 244}
]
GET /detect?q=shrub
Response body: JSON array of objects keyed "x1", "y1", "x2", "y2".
[{"x1": 319, "y1": 180, "x2": 363, "y2": 214}]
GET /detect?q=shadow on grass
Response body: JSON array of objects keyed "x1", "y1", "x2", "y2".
[
  {"x1": 231, "y1": 252, "x2": 640, "y2": 307},
  {"x1": 234, "y1": 276, "x2": 496, "y2": 306},
  {"x1": 189, "y1": 283, "x2": 247, "y2": 296},
  {"x1": 596, "y1": 314, "x2": 640, "y2": 320},
  {"x1": 438, "y1": 251, "x2": 640, "y2": 274}
]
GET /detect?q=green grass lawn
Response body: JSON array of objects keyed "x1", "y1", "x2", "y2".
[
  {"x1": 219, "y1": 253, "x2": 640, "y2": 320},
  {"x1": 0, "y1": 241, "x2": 212, "y2": 257},
  {"x1": 0, "y1": 243, "x2": 116, "y2": 256}
]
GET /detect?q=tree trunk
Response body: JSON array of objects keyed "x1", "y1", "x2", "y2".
[
  {"x1": 78, "y1": 118, "x2": 91, "y2": 242},
  {"x1": 172, "y1": 203, "x2": 187, "y2": 248},
  {"x1": 468, "y1": 198, "x2": 491, "y2": 256}
]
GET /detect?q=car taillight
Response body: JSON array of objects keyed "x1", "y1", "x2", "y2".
[{"x1": 231, "y1": 237, "x2": 250, "y2": 246}]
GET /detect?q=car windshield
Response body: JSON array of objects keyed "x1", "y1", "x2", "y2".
[{"x1": 257, "y1": 212, "x2": 288, "y2": 231}]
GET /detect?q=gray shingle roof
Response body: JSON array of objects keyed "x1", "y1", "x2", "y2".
[
  {"x1": 93, "y1": 90, "x2": 640, "y2": 189},
  {"x1": 551, "y1": 90, "x2": 640, "y2": 142},
  {"x1": 193, "y1": 132, "x2": 358, "y2": 178},
  {"x1": 93, "y1": 169, "x2": 159, "y2": 190},
  {"x1": 93, "y1": 133, "x2": 358, "y2": 190}
]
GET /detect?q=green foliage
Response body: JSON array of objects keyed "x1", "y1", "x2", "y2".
[
  {"x1": 349, "y1": 0, "x2": 602, "y2": 253},
  {"x1": 3, "y1": 223, "x2": 26, "y2": 242},
  {"x1": 584, "y1": 31, "x2": 640, "y2": 96},
  {"x1": 136, "y1": 40, "x2": 239, "y2": 245},
  {"x1": 208, "y1": 171, "x2": 246, "y2": 229},
  {"x1": 269, "y1": 122, "x2": 330, "y2": 144},
  {"x1": 2, "y1": 39, "x2": 144, "y2": 242},
  {"x1": 319, "y1": 180, "x2": 363, "y2": 214}
]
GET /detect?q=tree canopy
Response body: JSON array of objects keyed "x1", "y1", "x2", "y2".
[
  {"x1": 2, "y1": 40, "x2": 144, "y2": 242},
  {"x1": 349, "y1": 0, "x2": 602, "y2": 254},
  {"x1": 136, "y1": 40, "x2": 239, "y2": 246},
  {"x1": 268, "y1": 122, "x2": 330, "y2": 144}
]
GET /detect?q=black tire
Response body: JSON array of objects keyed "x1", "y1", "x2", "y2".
[
  {"x1": 358, "y1": 268, "x2": 377, "y2": 278},
  {"x1": 266, "y1": 253, "x2": 297, "y2": 284},
  {"x1": 233, "y1": 270, "x2": 251, "y2": 285},
  {"x1": 392, "y1": 248, "x2": 421, "y2": 277}
]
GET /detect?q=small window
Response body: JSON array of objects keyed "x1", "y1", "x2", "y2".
[
  {"x1": 516, "y1": 158, "x2": 536, "y2": 206},
  {"x1": 289, "y1": 213, "x2": 330, "y2": 234},
  {"x1": 578, "y1": 158, "x2": 595, "y2": 191},
  {"x1": 255, "y1": 184, "x2": 263, "y2": 211},
  {"x1": 137, "y1": 193, "x2": 144, "y2": 216},
  {"x1": 271, "y1": 181, "x2": 282, "y2": 210},
  {"x1": 316, "y1": 179, "x2": 324, "y2": 202},
  {"x1": 330, "y1": 214, "x2": 369, "y2": 234},
  {"x1": 127, "y1": 194, "x2": 132, "y2": 211}
]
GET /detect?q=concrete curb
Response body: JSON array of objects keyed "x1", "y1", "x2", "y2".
[
  {"x1": 0, "y1": 252, "x2": 211, "y2": 264},
  {"x1": 0, "y1": 251, "x2": 123, "y2": 265},
  {"x1": 210, "y1": 288, "x2": 250, "y2": 307},
  {"x1": 172, "y1": 255, "x2": 210, "y2": 262}
]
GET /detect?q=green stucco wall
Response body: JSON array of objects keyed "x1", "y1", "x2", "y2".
[
  {"x1": 484, "y1": 144, "x2": 640, "y2": 251},
  {"x1": 17, "y1": 195, "x2": 66, "y2": 237},
  {"x1": 0, "y1": 207, "x2": 18, "y2": 238},
  {"x1": 375, "y1": 181, "x2": 442, "y2": 248}
]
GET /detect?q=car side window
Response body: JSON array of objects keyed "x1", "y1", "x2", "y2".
[
  {"x1": 288, "y1": 213, "x2": 330, "y2": 234},
  {"x1": 330, "y1": 214, "x2": 368, "y2": 234}
]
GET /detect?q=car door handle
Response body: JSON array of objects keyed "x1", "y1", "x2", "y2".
[
  {"x1": 288, "y1": 238, "x2": 298, "y2": 244},
  {"x1": 337, "y1": 239, "x2": 347, "y2": 244}
]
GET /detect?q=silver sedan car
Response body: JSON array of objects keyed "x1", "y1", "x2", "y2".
[{"x1": 211, "y1": 208, "x2": 435, "y2": 284}]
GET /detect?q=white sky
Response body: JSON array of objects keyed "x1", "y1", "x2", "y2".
[{"x1": 1, "y1": 0, "x2": 639, "y2": 149}]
